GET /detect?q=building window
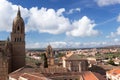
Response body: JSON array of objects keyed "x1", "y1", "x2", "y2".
[
  {"x1": 17, "y1": 26, "x2": 20, "y2": 31},
  {"x1": 15, "y1": 38, "x2": 16, "y2": 42},
  {"x1": 17, "y1": 38, "x2": 19, "y2": 42},
  {"x1": 19, "y1": 38, "x2": 21, "y2": 42}
]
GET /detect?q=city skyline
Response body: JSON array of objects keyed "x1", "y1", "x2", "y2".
[{"x1": 0, "y1": 0, "x2": 120, "y2": 48}]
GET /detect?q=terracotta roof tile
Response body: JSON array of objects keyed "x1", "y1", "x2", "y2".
[
  {"x1": 107, "y1": 68, "x2": 120, "y2": 76},
  {"x1": 82, "y1": 71, "x2": 98, "y2": 80},
  {"x1": 65, "y1": 54, "x2": 86, "y2": 61},
  {"x1": 9, "y1": 66, "x2": 106, "y2": 80},
  {"x1": 20, "y1": 73, "x2": 48, "y2": 80}
]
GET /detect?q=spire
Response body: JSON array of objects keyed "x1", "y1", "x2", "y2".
[
  {"x1": 7, "y1": 36, "x2": 10, "y2": 41},
  {"x1": 17, "y1": 6, "x2": 21, "y2": 17}
]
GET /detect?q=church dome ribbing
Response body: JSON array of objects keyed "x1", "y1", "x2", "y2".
[
  {"x1": 13, "y1": 7, "x2": 24, "y2": 27},
  {"x1": 47, "y1": 44, "x2": 52, "y2": 50},
  {"x1": 12, "y1": 7, "x2": 25, "y2": 33}
]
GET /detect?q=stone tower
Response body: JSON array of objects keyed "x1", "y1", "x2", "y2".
[
  {"x1": 11, "y1": 7, "x2": 25, "y2": 71},
  {"x1": 0, "y1": 49, "x2": 9, "y2": 80},
  {"x1": 46, "y1": 45, "x2": 54, "y2": 66}
]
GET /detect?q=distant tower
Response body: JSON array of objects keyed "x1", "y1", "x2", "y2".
[
  {"x1": 11, "y1": 7, "x2": 25, "y2": 71},
  {"x1": 46, "y1": 45, "x2": 54, "y2": 66}
]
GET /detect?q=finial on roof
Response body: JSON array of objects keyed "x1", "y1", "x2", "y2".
[
  {"x1": 7, "y1": 37, "x2": 10, "y2": 41},
  {"x1": 17, "y1": 6, "x2": 21, "y2": 17}
]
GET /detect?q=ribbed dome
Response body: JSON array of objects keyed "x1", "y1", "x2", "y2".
[
  {"x1": 47, "y1": 44, "x2": 52, "y2": 50},
  {"x1": 13, "y1": 16, "x2": 24, "y2": 26},
  {"x1": 13, "y1": 7, "x2": 24, "y2": 26}
]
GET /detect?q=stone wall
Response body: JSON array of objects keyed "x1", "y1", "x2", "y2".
[{"x1": 0, "y1": 53, "x2": 8, "y2": 80}]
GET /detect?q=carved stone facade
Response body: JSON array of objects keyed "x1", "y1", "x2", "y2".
[
  {"x1": 0, "y1": 53, "x2": 8, "y2": 80},
  {"x1": 62, "y1": 52, "x2": 88, "y2": 72},
  {"x1": 11, "y1": 7, "x2": 25, "y2": 72},
  {"x1": 66, "y1": 59, "x2": 88, "y2": 72},
  {"x1": 46, "y1": 45, "x2": 54, "y2": 66},
  {"x1": 0, "y1": 42, "x2": 10, "y2": 80},
  {"x1": 0, "y1": 7, "x2": 25, "y2": 80}
]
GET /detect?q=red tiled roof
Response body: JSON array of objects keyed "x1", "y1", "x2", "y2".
[
  {"x1": 107, "y1": 68, "x2": 120, "y2": 76},
  {"x1": 82, "y1": 71, "x2": 98, "y2": 80},
  {"x1": 93, "y1": 72, "x2": 106, "y2": 80},
  {"x1": 9, "y1": 66, "x2": 106, "y2": 80},
  {"x1": 67, "y1": 54, "x2": 86, "y2": 60},
  {"x1": 20, "y1": 73, "x2": 47, "y2": 80}
]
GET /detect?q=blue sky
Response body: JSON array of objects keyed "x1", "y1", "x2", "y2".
[{"x1": 1, "y1": 0, "x2": 120, "y2": 48}]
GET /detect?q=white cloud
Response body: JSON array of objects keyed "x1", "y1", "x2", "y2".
[
  {"x1": 107, "y1": 14, "x2": 120, "y2": 38},
  {"x1": 0, "y1": 0, "x2": 16, "y2": 32},
  {"x1": 95, "y1": 0, "x2": 120, "y2": 6},
  {"x1": 25, "y1": 42, "x2": 79, "y2": 48},
  {"x1": 0, "y1": 0, "x2": 71, "y2": 35},
  {"x1": 82, "y1": 42, "x2": 108, "y2": 47},
  {"x1": 116, "y1": 26, "x2": 120, "y2": 35},
  {"x1": 66, "y1": 16, "x2": 99, "y2": 37},
  {"x1": 0, "y1": 0, "x2": 29, "y2": 32},
  {"x1": 26, "y1": 41, "x2": 120, "y2": 49},
  {"x1": 27, "y1": 41, "x2": 81, "y2": 49},
  {"x1": 114, "y1": 38, "x2": 119, "y2": 42},
  {"x1": 57, "y1": 8, "x2": 65, "y2": 16},
  {"x1": 106, "y1": 32, "x2": 116, "y2": 38},
  {"x1": 50, "y1": 41, "x2": 67, "y2": 48},
  {"x1": 117, "y1": 14, "x2": 120, "y2": 22},
  {"x1": 67, "y1": 8, "x2": 81, "y2": 14},
  {"x1": 26, "y1": 7, "x2": 71, "y2": 34},
  {"x1": 107, "y1": 26, "x2": 120, "y2": 38},
  {"x1": 26, "y1": 42, "x2": 48, "y2": 49},
  {"x1": 26, "y1": 42, "x2": 67, "y2": 49},
  {"x1": 0, "y1": 0, "x2": 99, "y2": 37}
]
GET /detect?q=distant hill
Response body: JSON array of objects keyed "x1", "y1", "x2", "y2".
[
  {"x1": 97, "y1": 45, "x2": 120, "y2": 49},
  {"x1": 26, "y1": 45, "x2": 120, "y2": 51}
]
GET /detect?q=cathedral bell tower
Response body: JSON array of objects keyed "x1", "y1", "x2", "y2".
[
  {"x1": 11, "y1": 7, "x2": 25, "y2": 71},
  {"x1": 46, "y1": 45, "x2": 54, "y2": 66}
]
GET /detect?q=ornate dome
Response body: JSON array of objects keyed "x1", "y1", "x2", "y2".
[
  {"x1": 13, "y1": 7, "x2": 24, "y2": 27},
  {"x1": 47, "y1": 44, "x2": 52, "y2": 50},
  {"x1": 46, "y1": 44, "x2": 53, "y2": 57}
]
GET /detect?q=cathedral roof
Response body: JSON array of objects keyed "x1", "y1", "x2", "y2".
[
  {"x1": 0, "y1": 41, "x2": 11, "y2": 59},
  {"x1": 0, "y1": 48, "x2": 8, "y2": 59},
  {"x1": 47, "y1": 44, "x2": 52, "y2": 49},
  {"x1": 66, "y1": 53, "x2": 87, "y2": 61},
  {"x1": 13, "y1": 7, "x2": 24, "y2": 26},
  {"x1": 9, "y1": 67, "x2": 106, "y2": 80}
]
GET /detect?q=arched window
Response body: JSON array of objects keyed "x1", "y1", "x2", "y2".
[
  {"x1": 15, "y1": 38, "x2": 16, "y2": 42},
  {"x1": 17, "y1": 26, "x2": 20, "y2": 31}
]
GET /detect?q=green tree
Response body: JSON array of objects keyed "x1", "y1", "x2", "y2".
[
  {"x1": 107, "y1": 59, "x2": 115, "y2": 65},
  {"x1": 56, "y1": 53, "x2": 65, "y2": 58},
  {"x1": 35, "y1": 62, "x2": 41, "y2": 68}
]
